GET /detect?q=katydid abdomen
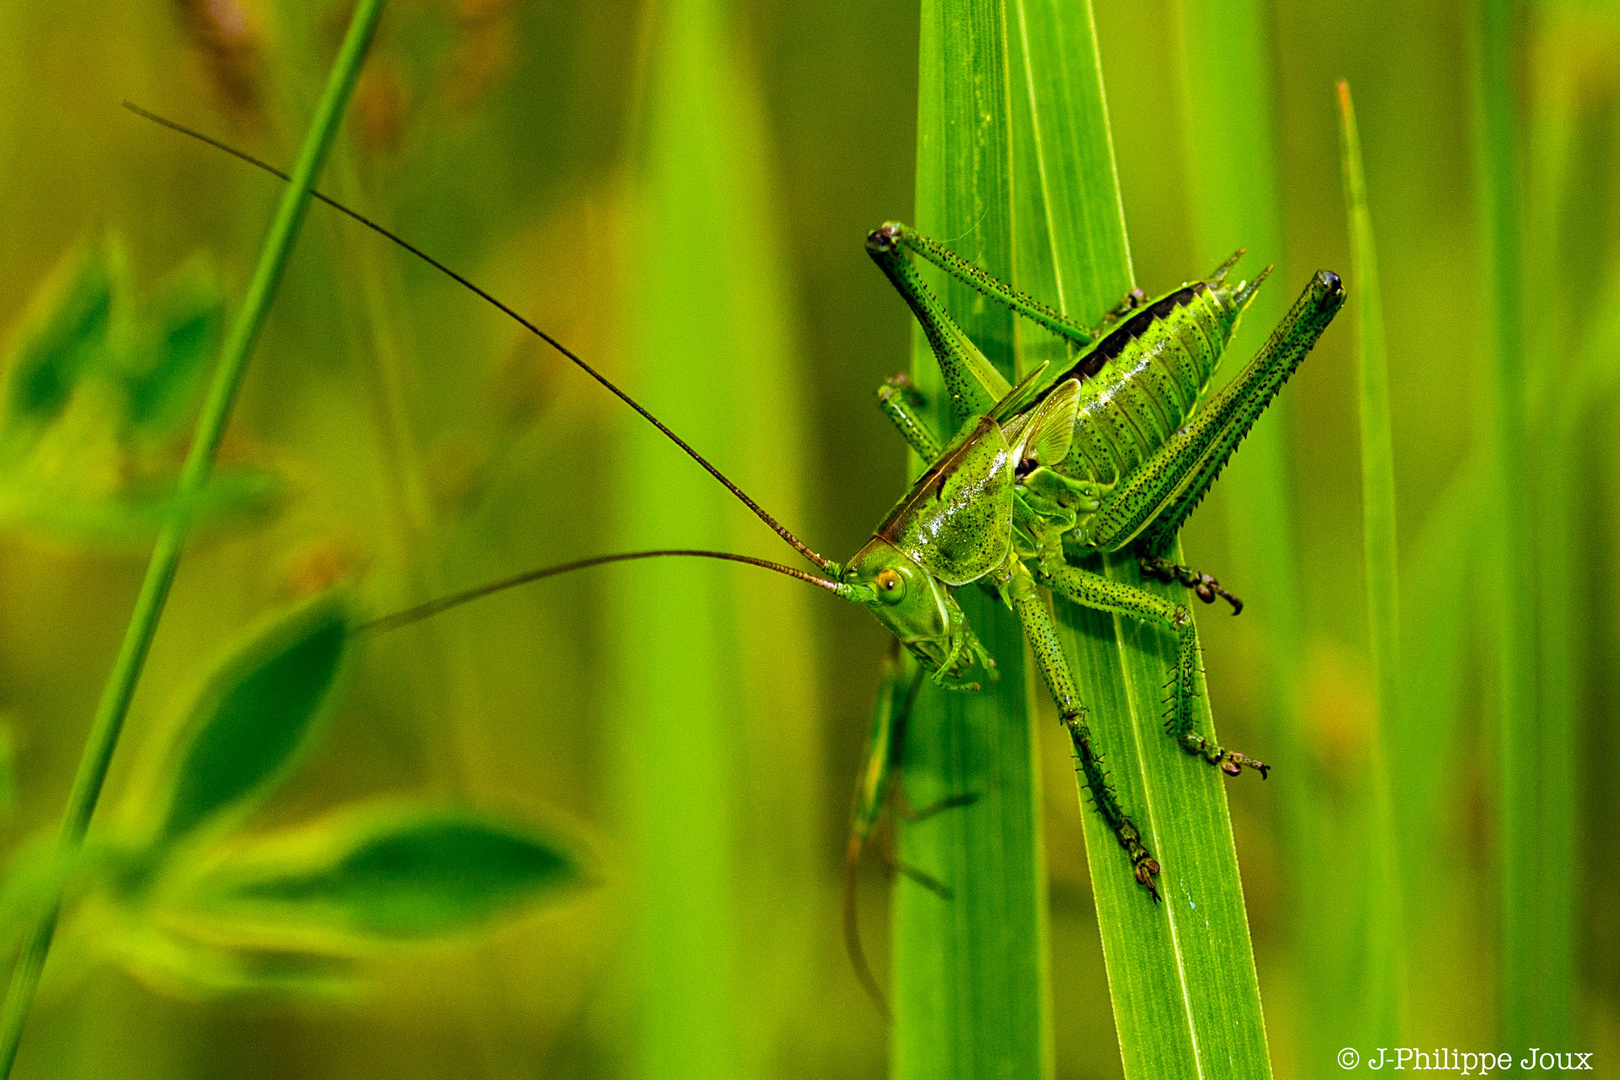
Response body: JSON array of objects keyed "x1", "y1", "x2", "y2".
[{"x1": 1052, "y1": 259, "x2": 1265, "y2": 489}]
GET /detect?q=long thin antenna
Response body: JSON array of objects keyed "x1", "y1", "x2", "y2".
[
  {"x1": 124, "y1": 101, "x2": 835, "y2": 574},
  {"x1": 353, "y1": 548, "x2": 849, "y2": 636}
]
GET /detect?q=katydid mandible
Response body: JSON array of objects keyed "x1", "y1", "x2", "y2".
[{"x1": 131, "y1": 103, "x2": 1345, "y2": 1008}]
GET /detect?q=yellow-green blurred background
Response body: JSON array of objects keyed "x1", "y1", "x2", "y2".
[{"x1": 0, "y1": 0, "x2": 1616, "y2": 1077}]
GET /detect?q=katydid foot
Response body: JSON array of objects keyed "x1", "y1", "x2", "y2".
[
  {"x1": 1105, "y1": 285, "x2": 1149, "y2": 321},
  {"x1": 877, "y1": 371, "x2": 925, "y2": 407},
  {"x1": 1139, "y1": 555, "x2": 1244, "y2": 615},
  {"x1": 1179, "y1": 731, "x2": 1270, "y2": 779}
]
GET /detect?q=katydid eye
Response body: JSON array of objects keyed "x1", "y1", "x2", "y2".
[{"x1": 875, "y1": 568, "x2": 905, "y2": 603}]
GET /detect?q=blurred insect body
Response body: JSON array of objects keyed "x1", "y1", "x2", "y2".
[{"x1": 133, "y1": 104, "x2": 1344, "y2": 1007}]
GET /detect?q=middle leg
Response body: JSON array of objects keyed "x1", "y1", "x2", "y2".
[
  {"x1": 1001, "y1": 567, "x2": 1161, "y2": 898},
  {"x1": 875, "y1": 372, "x2": 944, "y2": 461},
  {"x1": 1036, "y1": 562, "x2": 1269, "y2": 779}
]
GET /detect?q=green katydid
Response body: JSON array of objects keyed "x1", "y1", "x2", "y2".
[{"x1": 129, "y1": 102, "x2": 1344, "y2": 1007}]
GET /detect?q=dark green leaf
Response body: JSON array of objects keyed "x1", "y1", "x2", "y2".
[
  {"x1": 194, "y1": 806, "x2": 585, "y2": 940},
  {"x1": 0, "y1": 239, "x2": 118, "y2": 453},
  {"x1": 121, "y1": 258, "x2": 225, "y2": 434},
  {"x1": 151, "y1": 591, "x2": 349, "y2": 848}
]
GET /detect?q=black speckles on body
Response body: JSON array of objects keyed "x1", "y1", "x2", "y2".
[
  {"x1": 1057, "y1": 283, "x2": 1206, "y2": 382},
  {"x1": 1034, "y1": 278, "x2": 1251, "y2": 491}
]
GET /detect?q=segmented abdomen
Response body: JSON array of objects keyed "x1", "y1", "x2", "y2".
[{"x1": 1053, "y1": 279, "x2": 1246, "y2": 486}]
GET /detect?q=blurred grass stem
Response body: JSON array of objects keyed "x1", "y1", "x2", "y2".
[
  {"x1": 1470, "y1": 0, "x2": 1539, "y2": 1055},
  {"x1": 1338, "y1": 77, "x2": 1409, "y2": 1041},
  {"x1": 0, "y1": 2, "x2": 388, "y2": 1072}
]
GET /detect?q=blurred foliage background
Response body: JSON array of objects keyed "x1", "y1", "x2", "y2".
[{"x1": 0, "y1": 0, "x2": 1616, "y2": 1077}]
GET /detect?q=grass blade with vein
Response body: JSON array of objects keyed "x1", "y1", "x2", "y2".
[
  {"x1": 1012, "y1": 0, "x2": 1273, "y2": 1075},
  {"x1": 892, "y1": 2, "x2": 1049, "y2": 1077}
]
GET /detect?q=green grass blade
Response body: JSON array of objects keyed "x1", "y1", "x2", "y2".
[
  {"x1": 0, "y1": 3, "x2": 388, "y2": 1073},
  {"x1": 1337, "y1": 77, "x2": 1409, "y2": 1043},
  {"x1": 614, "y1": 0, "x2": 821, "y2": 1076},
  {"x1": 1521, "y1": 45, "x2": 1610, "y2": 1060},
  {"x1": 1394, "y1": 449, "x2": 1484, "y2": 942},
  {"x1": 1011, "y1": 1, "x2": 1271, "y2": 1076},
  {"x1": 892, "y1": 3, "x2": 1049, "y2": 1078},
  {"x1": 1471, "y1": 0, "x2": 1539, "y2": 1056}
]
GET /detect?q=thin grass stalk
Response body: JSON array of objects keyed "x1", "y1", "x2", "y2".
[
  {"x1": 1009, "y1": 0, "x2": 1272, "y2": 1075},
  {"x1": 0, "y1": 3, "x2": 388, "y2": 1073},
  {"x1": 1337, "y1": 77, "x2": 1409, "y2": 1044},
  {"x1": 1470, "y1": 0, "x2": 1540, "y2": 1055},
  {"x1": 892, "y1": 2, "x2": 1049, "y2": 1077},
  {"x1": 615, "y1": 0, "x2": 819, "y2": 1074}
]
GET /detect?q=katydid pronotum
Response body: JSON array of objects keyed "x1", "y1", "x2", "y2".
[{"x1": 130, "y1": 102, "x2": 1344, "y2": 1012}]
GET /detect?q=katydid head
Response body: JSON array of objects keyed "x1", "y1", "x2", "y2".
[{"x1": 838, "y1": 537, "x2": 993, "y2": 690}]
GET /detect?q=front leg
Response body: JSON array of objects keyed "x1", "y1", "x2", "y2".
[
  {"x1": 1001, "y1": 567, "x2": 1161, "y2": 899},
  {"x1": 876, "y1": 373, "x2": 944, "y2": 461},
  {"x1": 865, "y1": 226, "x2": 1009, "y2": 417},
  {"x1": 1035, "y1": 562, "x2": 1269, "y2": 780},
  {"x1": 1139, "y1": 553, "x2": 1244, "y2": 615}
]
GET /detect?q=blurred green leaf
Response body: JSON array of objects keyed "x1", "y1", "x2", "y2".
[
  {"x1": 146, "y1": 591, "x2": 349, "y2": 851},
  {"x1": 120, "y1": 258, "x2": 225, "y2": 436},
  {"x1": 0, "y1": 239, "x2": 118, "y2": 457},
  {"x1": 0, "y1": 243, "x2": 271, "y2": 546},
  {"x1": 612, "y1": 0, "x2": 825, "y2": 1073},
  {"x1": 189, "y1": 805, "x2": 584, "y2": 942},
  {"x1": 98, "y1": 921, "x2": 359, "y2": 1000},
  {"x1": 0, "y1": 464, "x2": 282, "y2": 547},
  {"x1": 1474, "y1": 0, "x2": 1540, "y2": 1055},
  {"x1": 1395, "y1": 457, "x2": 1481, "y2": 906}
]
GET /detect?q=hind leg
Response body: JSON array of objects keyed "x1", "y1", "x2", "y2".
[{"x1": 1139, "y1": 554, "x2": 1244, "y2": 615}]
